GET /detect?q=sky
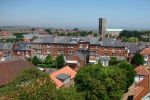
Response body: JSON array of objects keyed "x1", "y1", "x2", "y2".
[{"x1": 0, "y1": 0, "x2": 150, "y2": 30}]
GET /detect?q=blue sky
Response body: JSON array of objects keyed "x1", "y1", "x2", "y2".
[{"x1": 0, "y1": 0, "x2": 150, "y2": 30}]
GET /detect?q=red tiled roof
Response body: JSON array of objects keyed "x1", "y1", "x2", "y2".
[
  {"x1": 50, "y1": 66, "x2": 76, "y2": 88},
  {"x1": 0, "y1": 60, "x2": 34, "y2": 85},
  {"x1": 140, "y1": 48, "x2": 150, "y2": 55},
  {"x1": 134, "y1": 65, "x2": 150, "y2": 100},
  {"x1": 135, "y1": 65, "x2": 149, "y2": 76},
  {"x1": 134, "y1": 86, "x2": 144, "y2": 97}
]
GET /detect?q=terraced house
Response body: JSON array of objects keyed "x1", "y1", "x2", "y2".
[{"x1": 31, "y1": 35, "x2": 128, "y2": 67}]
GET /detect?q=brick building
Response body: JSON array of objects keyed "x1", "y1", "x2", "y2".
[
  {"x1": 13, "y1": 42, "x2": 31, "y2": 59},
  {"x1": 0, "y1": 42, "x2": 14, "y2": 61},
  {"x1": 31, "y1": 35, "x2": 128, "y2": 67}
]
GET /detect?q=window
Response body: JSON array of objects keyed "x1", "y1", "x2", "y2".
[
  {"x1": 104, "y1": 52, "x2": 107, "y2": 56},
  {"x1": 47, "y1": 50, "x2": 50, "y2": 54},
  {"x1": 134, "y1": 75, "x2": 145, "y2": 84},
  {"x1": 17, "y1": 51, "x2": 20, "y2": 54},
  {"x1": 104, "y1": 47, "x2": 108, "y2": 50},
  {"x1": 47, "y1": 44, "x2": 50, "y2": 47},
  {"x1": 80, "y1": 44, "x2": 83, "y2": 48}
]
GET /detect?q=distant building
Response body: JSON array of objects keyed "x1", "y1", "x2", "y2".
[
  {"x1": 106, "y1": 29, "x2": 123, "y2": 37},
  {"x1": 99, "y1": 18, "x2": 107, "y2": 38},
  {"x1": 13, "y1": 42, "x2": 31, "y2": 59},
  {"x1": 0, "y1": 42, "x2": 14, "y2": 61},
  {"x1": 50, "y1": 66, "x2": 76, "y2": 88}
]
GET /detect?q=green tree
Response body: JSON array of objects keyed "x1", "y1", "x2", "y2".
[
  {"x1": 12, "y1": 67, "x2": 47, "y2": 84},
  {"x1": 56, "y1": 54, "x2": 65, "y2": 69},
  {"x1": 122, "y1": 37, "x2": 128, "y2": 42},
  {"x1": 32, "y1": 56, "x2": 40, "y2": 66},
  {"x1": 117, "y1": 61, "x2": 135, "y2": 91},
  {"x1": 44, "y1": 54, "x2": 55, "y2": 68},
  {"x1": 128, "y1": 37, "x2": 139, "y2": 42},
  {"x1": 75, "y1": 64, "x2": 127, "y2": 100},
  {"x1": 0, "y1": 68, "x2": 84, "y2": 100},
  {"x1": 14, "y1": 33, "x2": 24, "y2": 41},
  {"x1": 131, "y1": 53, "x2": 144, "y2": 66},
  {"x1": 109, "y1": 57, "x2": 119, "y2": 65},
  {"x1": 94, "y1": 33, "x2": 98, "y2": 37}
]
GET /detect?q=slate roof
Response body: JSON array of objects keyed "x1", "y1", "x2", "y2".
[
  {"x1": 101, "y1": 38, "x2": 124, "y2": 47},
  {"x1": 32, "y1": 36, "x2": 125, "y2": 47},
  {"x1": 0, "y1": 60, "x2": 35, "y2": 85},
  {"x1": 56, "y1": 73, "x2": 70, "y2": 81},
  {"x1": 0, "y1": 42, "x2": 14, "y2": 50},
  {"x1": 127, "y1": 43, "x2": 140, "y2": 54},
  {"x1": 14, "y1": 42, "x2": 31, "y2": 51}
]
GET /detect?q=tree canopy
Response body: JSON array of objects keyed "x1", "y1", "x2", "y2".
[
  {"x1": 109, "y1": 57, "x2": 119, "y2": 66},
  {"x1": 32, "y1": 55, "x2": 41, "y2": 66},
  {"x1": 75, "y1": 64, "x2": 129, "y2": 100},
  {"x1": 56, "y1": 54, "x2": 65, "y2": 69},
  {"x1": 14, "y1": 33, "x2": 24, "y2": 41},
  {"x1": 131, "y1": 53, "x2": 144, "y2": 66},
  {"x1": 0, "y1": 68, "x2": 84, "y2": 100},
  {"x1": 44, "y1": 54, "x2": 55, "y2": 68}
]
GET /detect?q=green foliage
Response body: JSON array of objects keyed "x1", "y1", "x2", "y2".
[
  {"x1": 117, "y1": 62, "x2": 135, "y2": 90},
  {"x1": 12, "y1": 67, "x2": 47, "y2": 84},
  {"x1": 32, "y1": 56, "x2": 41, "y2": 65},
  {"x1": 0, "y1": 67, "x2": 47, "y2": 97},
  {"x1": 59, "y1": 87, "x2": 85, "y2": 100},
  {"x1": 122, "y1": 37, "x2": 128, "y2": 42},
  {"x1": 119, "y1": 30, "x2": 150, "y2": 42},
  {"x1": 14, "y1": 33, "x2": 24, "y2": 41},
  {"x1": 75, "y1": 64, "x2": 127, "y2": 100},
  {"x1": 131, "y1": 53, "x2": 144, "y2": 66},
  {"x1": 128, "y1": 37, "x2": 139, "y2": 42},
  {"x1": 94, "y1": 33, "x2": 98, "y2": 37},
  {"x1": 56, "y1": 54, "x2": 65, "y2": 69},
  {"x1": 119, "y1": 30, "x2": 142, "y2": 39},
  {"x1": 44, "y1": 28, "x2": 53, "y2": 35},
  {"x1": 109, "y1": 57, "x2": 119, "y2": 65},
  {"x1": 44, "y1": 54, "x2": 55, "y2": 68},
  {"x1": 0, "y1": 68, "x2": 83, "y2": 100}
]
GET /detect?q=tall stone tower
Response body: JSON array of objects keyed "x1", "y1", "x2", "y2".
[{"x1": 99, "y1": 18, "x2": 107, "y2": 38}]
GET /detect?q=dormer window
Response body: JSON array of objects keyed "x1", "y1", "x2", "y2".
[{"x1": 134, "y1": 75, "x2": 145, "y2": 84}]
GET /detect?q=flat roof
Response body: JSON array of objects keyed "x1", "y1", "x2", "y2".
[{"x1": 107, "y1": 29, "x2": 124, "y2": 32}]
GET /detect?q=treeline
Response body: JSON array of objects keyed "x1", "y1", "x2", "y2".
[
  {"x1": 29, "y1": 54, "x2": 65, "y2": 69},
  {"x1": 0, "y1": 33, "x2": 24, "y2": 42},
  {"x1": 119, "y1": 30, "x2": 150, "y2": 42},
  {"x1": 0, "y1": 60, "x2": 135, "y2": 100},
  {"x1": 45, "y1": 28, "x2": 98, "y2": 37},
  {"x1": 0, "y1": 68, "x2": 84, "y2": 100}
]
